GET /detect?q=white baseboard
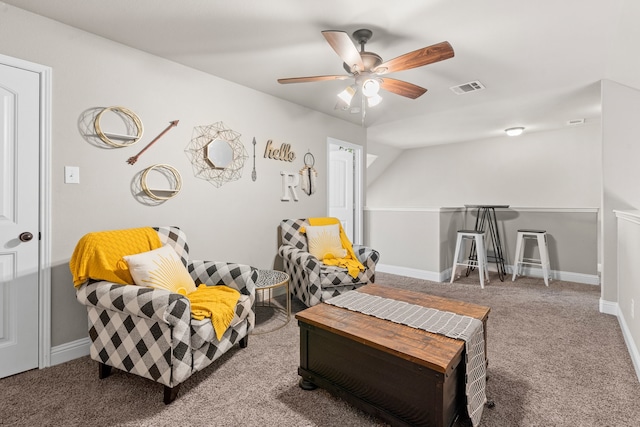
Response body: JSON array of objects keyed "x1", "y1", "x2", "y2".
[
  {"x1": 509, "y1": 265, "x2": 600, "y2": 286},
  {"x1": 599, "y1": 299, "x2": 619, "y2": 316},
  {"x1": 596, "y1": 301, "x2": 640, "y2": 382},
  {"x1": 50, "y1": 337, "x2": 90, "y2": 366},
  {"x1": 617, "y1": 310, "x2": 640, "y2": 383},
  {"x1": 377, "y1": 263, "x2": 600, "y2": 286},
  {"x1": 553, "y1": 271, "x2": 600, "y2": 285},
  {"x1": 376, "y1": 264, "x2": 445, "y2": 282}
]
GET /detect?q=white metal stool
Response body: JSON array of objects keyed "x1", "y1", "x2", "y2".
[
  {"x1": 450, "y1": 230, "x2": 489, "y2": 288},
  {"x1": 512, "y1": 229, "x2": 551, "y2": 286}
]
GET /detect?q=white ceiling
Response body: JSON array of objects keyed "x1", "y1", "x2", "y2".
[{"x1": 4, "y1": 0, "x2": 622, "y2": 148}]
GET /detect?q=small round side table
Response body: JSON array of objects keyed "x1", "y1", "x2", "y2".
[{"x1": 252, "y1": 269, "x2": 290, "y2": 334}]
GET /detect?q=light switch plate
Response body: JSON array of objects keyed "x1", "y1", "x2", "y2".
[{"x1": 65, "y1": 166, "x2": 80, "y2": 184}]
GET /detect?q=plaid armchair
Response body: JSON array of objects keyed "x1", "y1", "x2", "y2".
[
  {"x1": 278, "y1": 219, "x2": 380, "y2": 307},
  {"x1": 75, "y1": 226, "x2": 257, "y2": 404}
]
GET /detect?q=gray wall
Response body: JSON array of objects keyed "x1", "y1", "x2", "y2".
[
  {"x1": 366, "y1": 208, "x2": 598, "y2": 282},
  {"x1": 364, "y1": 208, "x2": 451, "y2": 276},
  {"x1": 615, "y1": 212, "x2": 640, "y2": 376},
  {"x1": 601, "y1": 80, "x2": 640, "y2": 303},
  {"x1": 0, "y1": 5, "x2": 366, "y2": 347},
  {"x1": 367, "y1": 123, "x2": 601, "y2": 208},
  {"x1": 365, "y1": 140, "x2": 402, "y2": 186},
  {"x1": 491, "y1": 209, "x2": 598, "y2": 277},
  {"x1": 599, "y1": 0, "x2": 640, "y2": 376},
  {"x1": 365, "y1": 122, "x2": 601, "y2": 282}
]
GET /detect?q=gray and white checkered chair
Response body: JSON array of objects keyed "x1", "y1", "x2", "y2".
[
  {"x1": 278, "y1": 219, "x2": 380, "y2": 307},
  {"x1": 75, "y1": 226, "x2": 257, "y2": 404}
]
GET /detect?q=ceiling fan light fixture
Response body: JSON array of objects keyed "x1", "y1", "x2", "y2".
[
  {"x1": 505, "y1": 127, "x2": 525, "y2": 136},
  {"x1": 337, "y1": 85, "x2": 356, "y2": 105},
  {"x1": 367, "y1": 93, "x2": 383, "y2": 107},
  {"x1": 362, "y1": 78, "x2": 380, "y2": 97}
]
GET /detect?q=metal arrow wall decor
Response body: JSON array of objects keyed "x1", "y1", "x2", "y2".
[
  {"x1": 127, "y1": 120, "x2": 179, "y2": 165},
  {"x1": 251, "y1": 137, "x2": 257, "y2": 181}
]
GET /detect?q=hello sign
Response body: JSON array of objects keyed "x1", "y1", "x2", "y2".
[{"x1": 263, "y1": 139, "x2": 296, "y2": 162}]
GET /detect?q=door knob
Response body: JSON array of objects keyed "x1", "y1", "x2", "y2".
[{"x1": 19, "y1": 232, "x2": 33, "y2": 242}]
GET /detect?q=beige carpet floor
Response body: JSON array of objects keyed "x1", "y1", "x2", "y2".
[{"x1": 1, "y1": 271, "x2": 639, "y2": 426}]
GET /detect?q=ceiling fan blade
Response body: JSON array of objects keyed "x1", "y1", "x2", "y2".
[
  {"x1": 321, "y1": 30, "x2": 364, "y2": 73},
  {"x1": 278, "y1": 75, "x2": 350, "y2": 84},
  {"x1": 380, "y1": 78, "x2": 428, "y2": 99},
  {"x1": 375, "y1": 41, "x2": 454, "y2": 75}
]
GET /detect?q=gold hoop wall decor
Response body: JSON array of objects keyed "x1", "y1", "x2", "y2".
[
  {"x1": 94, "y1": 106, "x2": 144, "y2": 147},
  {"x1": 185, "y1": 121, "x2": 248, "y2": 188},
  {"x1": 140, "y1": 164, "x2": 182, "y2": 200}
]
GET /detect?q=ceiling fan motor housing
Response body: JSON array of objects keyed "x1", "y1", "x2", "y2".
[{"x1": 343, "y1": 51, "x2": 383, "y2": 74}]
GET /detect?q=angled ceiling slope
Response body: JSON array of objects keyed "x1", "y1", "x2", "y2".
[{"x1": 3, "y1": 0, "x2": 622, "y2": 147}]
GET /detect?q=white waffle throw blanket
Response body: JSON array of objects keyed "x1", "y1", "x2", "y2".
[{"x1": 326, "y1": 290, "x2": 486, "y2": 427}]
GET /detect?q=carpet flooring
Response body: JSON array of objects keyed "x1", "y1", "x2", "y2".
[{"x1": 1, "y1": 272, "x2": 639, "y2": 426}]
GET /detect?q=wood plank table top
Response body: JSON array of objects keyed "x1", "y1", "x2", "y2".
[{"x1": 295, "y1": 283, "x2": 490, "y2": 374}]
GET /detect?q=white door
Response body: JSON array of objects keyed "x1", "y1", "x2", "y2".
[
  {"x1": 0, "y1": 63, "x2": 40, "y2": 378},
  {"x1": 329, "y1": 147, "x2": 355, "y2": 240}
]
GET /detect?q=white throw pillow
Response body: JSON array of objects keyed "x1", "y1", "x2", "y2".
[
  {"x1": 306, "y1": 224, "x2": 347, "y2": 260},
  {"x1": 123, "y1": 245, "x2": 197, "y2": 295}
]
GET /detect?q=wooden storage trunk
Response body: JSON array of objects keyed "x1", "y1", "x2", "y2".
[{"x1": 296, "y1": 284, "x2": 490, "y2": 427}]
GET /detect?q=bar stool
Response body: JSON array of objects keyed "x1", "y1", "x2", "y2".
[
  {"x1": 512, "y1": 229, "x2": 551, "y2": 286},
  {"x1": 450, "y1": 230, "x2": 489, "y2": 288}
]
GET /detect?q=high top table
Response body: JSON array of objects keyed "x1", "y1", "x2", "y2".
[{"x1": 464, "y1": 205, "x2": 509, "y2": 281}]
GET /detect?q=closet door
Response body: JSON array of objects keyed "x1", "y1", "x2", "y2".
[{"x1": 0, "y1": 63, "x2": 41, "y2": 378}]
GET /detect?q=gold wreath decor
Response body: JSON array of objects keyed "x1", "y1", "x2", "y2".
[
  {"x1": 140, "y1": 164, "x2": 182, "y2": 201},
  {"x1": 94, "y1": 106, "x2": 144, "y2": 148}
]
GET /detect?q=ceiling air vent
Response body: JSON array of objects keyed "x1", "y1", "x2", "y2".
[{"x1": 450, "y1": 80, "x2": 485, "y2": 95}]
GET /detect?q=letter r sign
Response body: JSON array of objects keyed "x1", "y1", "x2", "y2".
[{"x1": 280, "y1": 171, "x2": 299, "y2": 201}]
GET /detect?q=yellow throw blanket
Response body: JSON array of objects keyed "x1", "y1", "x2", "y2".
[
  {"x1": 307, "y1": 217, "x2": 365, "y2": 278},
  {"x1": 189, "y1": 284, "x2": 240, "y2": 341},
  {"x1": 70, "y1": 227, "x2": 161, "y2": 287}
]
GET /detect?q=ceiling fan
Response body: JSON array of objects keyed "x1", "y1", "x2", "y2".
[{"x1": 277, "y1": 29, "x2": 454, "y2": 120}]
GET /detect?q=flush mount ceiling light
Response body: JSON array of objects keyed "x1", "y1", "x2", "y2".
[{"x1": 505, "y1": 127, "x2": 525, "y2": 136}]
